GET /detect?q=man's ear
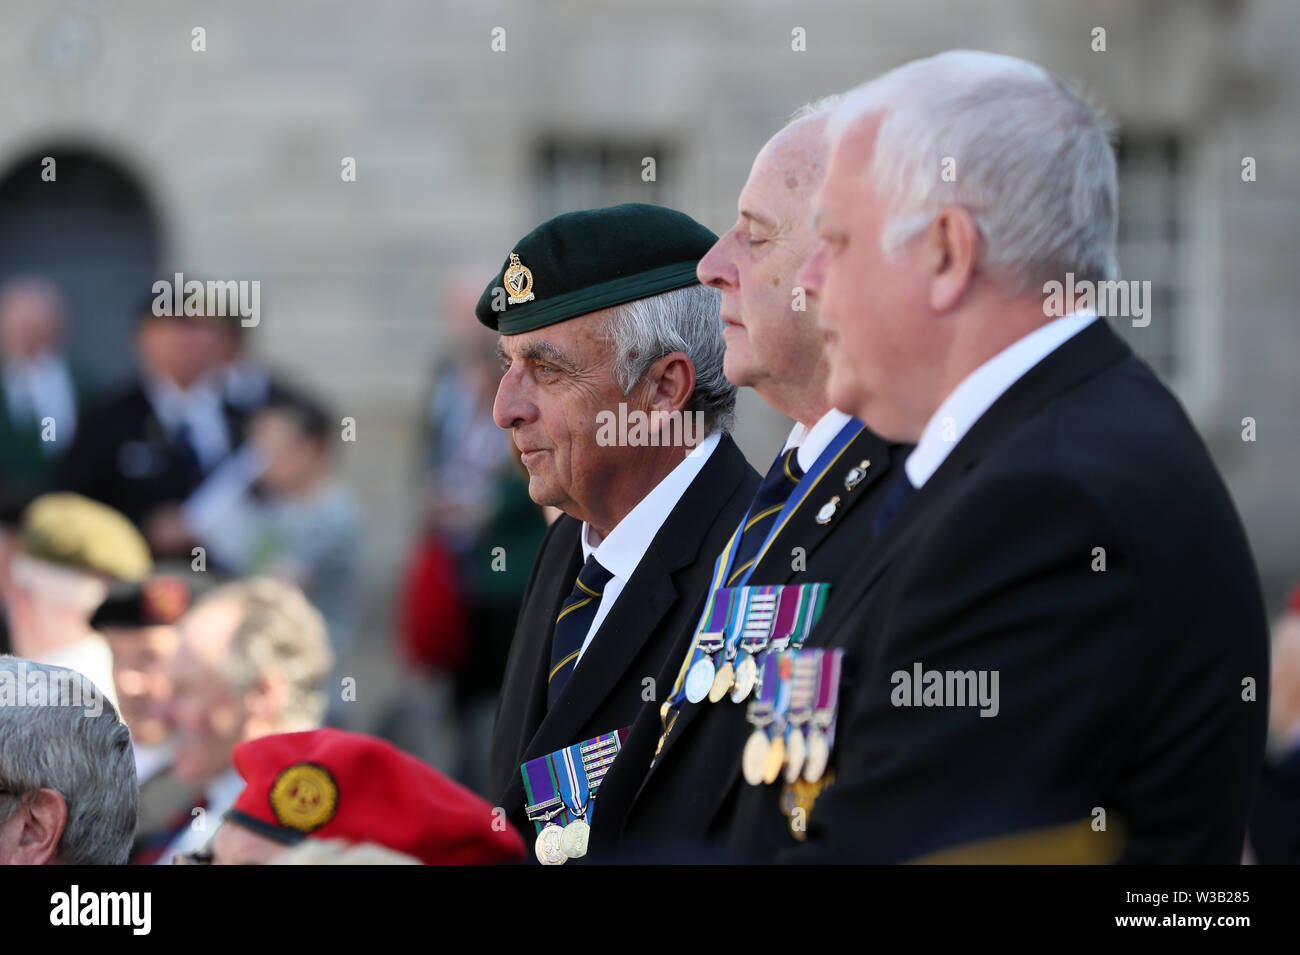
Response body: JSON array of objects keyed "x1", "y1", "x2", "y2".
[
  {"x1": 925, "y1": 206, "x2": 981, "y2": 312},
  {"x1": 9, "y1": 788, "x2": 68, "y2": 865},
  {"x1": 642, "y1": 351, "x2": 695, "y2": 418}
]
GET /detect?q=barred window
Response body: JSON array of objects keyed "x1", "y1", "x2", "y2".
[
  {"x1": 1113, "y1": 132, "x2": 1190, "y2": 382},
  {"x1": 534, "y1": 137, "x2": 675, "y2": 221}
]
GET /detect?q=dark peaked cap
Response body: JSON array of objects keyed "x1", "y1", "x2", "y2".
[{"x1": 475, "y1": 202, "x2": 718, "y2": 335}]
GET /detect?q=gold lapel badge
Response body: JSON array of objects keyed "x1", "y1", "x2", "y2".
[{"x1": 503, "y1": 252, "x2": 535, "y2": 305}]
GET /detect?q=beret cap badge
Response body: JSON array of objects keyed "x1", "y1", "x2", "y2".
[
  {"x1": 503, "y1": 252, "x2": 534, "y2": 305},
  {"x1": 270, "y1": 762, "x2": 338, "y2": 833}
]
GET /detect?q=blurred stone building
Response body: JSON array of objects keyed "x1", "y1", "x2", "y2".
[{"x1": 0, "y1": 0, "x2": 1296, "y2": 690}]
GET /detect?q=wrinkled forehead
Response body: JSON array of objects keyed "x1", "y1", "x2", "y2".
[{"x1": 497, "y1": 309, "x2": 615, "y2": 368}]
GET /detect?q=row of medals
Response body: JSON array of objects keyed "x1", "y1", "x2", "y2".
[
  {"x1": 681, "y1": 593, "x2": 833, "y2": 787},
  {"x1": 531, "y1": 736, "x2": 622, "y2": 865},
  {"x1": 741, "y1": 651, "x2": 832, "y2": 788}
]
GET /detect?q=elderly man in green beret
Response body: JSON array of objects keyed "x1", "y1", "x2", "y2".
[
  {"x1": 481, "y1": 202, "x2": 759, "y2": 862},
  {"x1": 5, "y1": 492, "x2": 153, "y2": 711}
]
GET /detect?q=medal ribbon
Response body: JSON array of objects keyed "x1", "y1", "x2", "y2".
[
  {"x1": 521, "y1": 726, "x2": 630, "y2": 833},
  {"x1": 521, "y1": 752, "x2": 563, "y2": 835},
  {"x1": 557, "y1": 745, "x2": 591, "y2": 824},
  {"x1": 740, "y1": 584, "x2": 780, "y2": 650},
  {"x1": 665, "y1": 418, "x2": 864, "y2": 710}
]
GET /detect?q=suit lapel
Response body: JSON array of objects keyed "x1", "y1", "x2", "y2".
[
  {"x1": 499, "y1": 435, "x2": 750, "y2": 815},
  {"x1": 822, "y1": 319, "x2": 1135, "y2": 618},
  {"x1": 490, "y1": 519, "x2": 582, "y2": 802},
  {"x1": 757, "y1": 428, "x2": 894, "y2": 586},
  {"x1": 642, "y1": 426, "x2": 896, "y2": 789}
]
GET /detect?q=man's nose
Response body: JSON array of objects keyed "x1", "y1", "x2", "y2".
[
  {"x1": 492, "y1": 366, "x2": 535, "y2": 431},
  {"x1": 697, "y1": 232, "x2": 738, "y2": 290}
]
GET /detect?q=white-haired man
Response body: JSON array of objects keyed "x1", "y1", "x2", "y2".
[
  {"x1": 590, "y1": 101, "x2": 908, "y2": 860},
  {"x1": 728, "y1": 50, "x2": 1268, "y2": 863},
  {"x1": 0, "y1": 657, "x2": 137, "y2": 864},
  {"x1": 148, "y1": 577, "x2": 333, "y2": 864}
]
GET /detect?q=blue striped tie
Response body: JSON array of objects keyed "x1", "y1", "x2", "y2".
[
  {"x1": 548, "y1": 555, "x2": 615, "y2": 706},
  {"x1": 726, "y1": 447, "x2": 804, "y2": 587}
]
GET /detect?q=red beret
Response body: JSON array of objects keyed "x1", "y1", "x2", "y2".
[
  {"x1": 1289, "y1": 579, "x2": 1300, "y2": 616},
  {"x1": 228, "y1": 728, "x2": 524, "y2": 865}
]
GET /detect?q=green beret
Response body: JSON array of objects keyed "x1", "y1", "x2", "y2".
[
  {"x1": 20, "y1": 493, "x2": 152, "y2": 581},
  {"x1": 475, "y1": 202, "x2": 718, "y2": 335}
]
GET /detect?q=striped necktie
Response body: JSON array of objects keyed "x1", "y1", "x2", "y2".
[
  {"x1": 548, "y1": 554, "x2": 615, "y2": 706},
  {"x1": 727, "y1": 446, "x2": 804, "y2": 586}
]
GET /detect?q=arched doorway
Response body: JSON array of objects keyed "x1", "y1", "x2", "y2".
[{"x1": 0, "y1": 145, "x2": 163, "y2": 389}]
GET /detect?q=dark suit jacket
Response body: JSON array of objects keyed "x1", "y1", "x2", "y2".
[
  {"x1": 56, "y1": 380, "x2": 238, "y2": 532},
  {"x1": 591, "y1": 423, "x2": 906, "y2": 860},
  {"x1": 488, "y1": 432, "x2": 759, "y2": 845},
  {"x1": 727, "y1": 319, "x2": 1269, "y2": 864},
  {"x1": 0, "y1": 361, "x2": 88, "y2": 517}
]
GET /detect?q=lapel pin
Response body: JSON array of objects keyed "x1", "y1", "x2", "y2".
[
  {"x1": 815, "y1": 495, "x2": 841, "y2": 525},
  {"x1": 843, "y1": 459, "x2": 871, "y2": 491}
]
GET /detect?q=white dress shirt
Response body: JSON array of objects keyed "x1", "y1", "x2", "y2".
[
  {"x1": 576, "y1": 430, "x2": 722, "y2": 664},
  {"x1": 782, "y1": 407, "x2": 855, "y2": 475},
  {"x1": 904, "y1": 311, "x2": 1099, "y2": 490},
  {"x1": 143, "y1": 373, "x2": 231, "y2": 472},
  {"x1": 134, "y1": 741, "x2": 174, "y2": 785},
  {"x1": 155, "y1": 767, "x2": 243, "y2": 865}
]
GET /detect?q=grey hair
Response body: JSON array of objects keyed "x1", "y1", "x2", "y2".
[
  {"x1": 0, "y1": 656, "x2": 138, "y2": 865},
  {"x1": 605, "y1": 283, "x2": 736, "y2": 435},
  {"x1": 199, "y1": 578, "x2": 333, "y2": 731},
  {"x1": 827, "y1": 50, "x2": 1118, "y2": 291}
]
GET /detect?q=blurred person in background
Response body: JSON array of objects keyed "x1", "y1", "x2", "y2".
[
  {"x1": 212, "y1": 315, "x2": 294, "y2": 438},
  {"x1": 390, "y1": 272, "x2": 546, "y2": 794},
  {"x1": 198, "y1": 728, "x2": 524, "y2": 865},
  {"x1": 150, "y1": 576, "x2": 332, "y2": 864},
  {"x1": 150, "y1": 389, "x2": 360, "y2": 723},
  {"x1": 0, "y1": 657, "x2": 137, "y2": 865},
  {"x1": 58, "y1": 296, "x2": 237, "y2": 554},
  {"x1": 90, "y1": 575, "x2": 200, "y2": 862},
  {"x1": 1249, "y1": 579, "x2": 1300, "y2": 864},
  {"x1": 4, "y1": 493, "x2": 153, "y2": 710},
  {"x1": 0, "y1": 277, "x2": 87, "y2": 517}
]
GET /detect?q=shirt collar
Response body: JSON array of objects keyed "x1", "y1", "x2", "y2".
[
  {"x1": 905, "y1": 310, "x2": 1099, "y2": 490},
  {"x1": 782, "y1": 407, "x2": 854, "y2": 474},
  {"x1": 581, "y1": 429, "x2": 722, "y2": 580}
]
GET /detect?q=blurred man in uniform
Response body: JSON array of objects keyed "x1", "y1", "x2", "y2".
[
  {"x1": 152, "y1": 576, "x2": 332, "y2": 864},
  {"x1": 747, "y1": 50, "x2": 1268, "y2": 863},
  {"x1": 203, "y1": 728, "x2": 524, "y2": 865},
  {"x1": 591, "y1": 102, "x2": 906, "y2": 861},
  {"x1": 90, "y1": 575, "x2": 199, "y2": 861},
  {"x1": 481, "y1": 203, "x2": 759, "y2": 858},
  {"x1": 58, "y1": 298, "x2": 236, "y2": 554},
  {"x1": 0, "y1": 278, "x2": 86, "y2": 516},
  {"x1": 4, "y1": 493, "x2": 153, "y2": 709}
]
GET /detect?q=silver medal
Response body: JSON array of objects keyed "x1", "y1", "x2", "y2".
[{"x1": 685, "y1": 656, "x2": 716, "y2": 704}]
